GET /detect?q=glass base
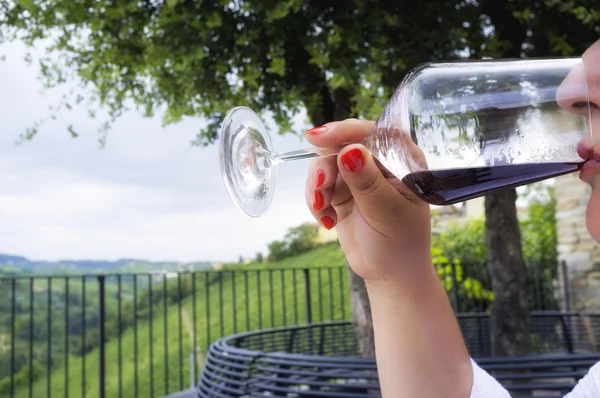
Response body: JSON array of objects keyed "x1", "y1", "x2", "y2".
[{"x1": 219, "y1": 106, "x2": 276, "y2": 217}]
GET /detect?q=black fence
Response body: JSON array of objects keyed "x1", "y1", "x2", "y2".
[{"x1": 0, "y1": 262, "x2": 573, "y2": 398}]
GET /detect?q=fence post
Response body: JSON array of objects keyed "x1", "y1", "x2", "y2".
[
  {"x1": 303, "y1": 269, "x2": 312, "y2": 324},
  {"x1": 562, "y1": 260, "x2": 571, "y2": 312},
  {"x1": 303, "y1": 269, "x2": 313, "y2": 355},
  {"x1": 10, "y1": 278, "x2": 16, "y2": 398},
  {"x1": 476, "y1": 315, "x2": 485, "y2": 357},
  {"x1": 189, "y1": 351, "x2": 196, "y2": 388},
  {"x1": 98, "y1": 275, "x2": 106, "y2": 398}
]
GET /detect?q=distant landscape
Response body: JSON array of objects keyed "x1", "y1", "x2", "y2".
[
  {"x1": 0, "y1": 251, "x2": 215, "y2": 397},
  {"x1": 0, "y1": 253, "x2": 213, "y2": 276},
  {"x1": 0, "y1": 232, "x2": 348, "y2": 397}
]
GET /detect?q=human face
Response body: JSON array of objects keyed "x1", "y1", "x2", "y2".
[{"x1": 557, "y1": 39, "x2": 600, "y2": 241}]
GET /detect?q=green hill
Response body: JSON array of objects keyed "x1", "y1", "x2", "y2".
[
  {"x1": 11, "y1": 242, "x2": 350, "y2": 398},
  {"x1": 0, "y1": 253, "x2": 212, "y2": 275}
]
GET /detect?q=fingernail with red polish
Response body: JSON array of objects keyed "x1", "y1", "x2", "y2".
[
  {"x1": 314, "y1": 168, "x2": 325, "y2": 188},
  {"x1": 321, "y1": 216, "x2": 334, "y2": 230},
  {"x1": 341, "y1": 148, "x2": 365, "y2": 172},
  {"x1": 307, "y1": 125, "x2": 328, "y2": 135},
  {"x1": 313, "y1": 190, "x2": 324, "y2": 211}
]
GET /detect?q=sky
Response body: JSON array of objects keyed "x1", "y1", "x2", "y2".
[{"x1": 0, "y1": 41, "x2": 317, "y2": 263}]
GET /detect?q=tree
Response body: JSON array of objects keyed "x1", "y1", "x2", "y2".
[
  {"x1": 1, "y1": 0, "x2": 598, "y2": 358},
  {"x1": 0, "y1": 0, "x2": 480, "y2": 356},
  {"x1": 266, "y1": 240, "x2": 287, "y2": 263},
  {"x1": 471, "y1": 0, "x2": 599, "y2": 357},
  {"x1": 283, "y1": 223, "x2": 319, "y2": 255},
  {"x1": 266, "y1": 222, "x2": 319, "y2": 262}
]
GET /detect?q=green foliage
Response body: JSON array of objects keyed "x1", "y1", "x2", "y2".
[
  {"x1": 432, "y1": 247, "x2": 494, "y2": 312},
  {"x1": 267, "y1": 223, "x2": 320, "y2": 262},
  {"x1": 266, "y1": 240, "x2": 287, "y2": 262},
  {"x1": 0, "y1": 273, "x2": 200, "y2": 389},
  {"x1": 431, "y1": 183, "x2": 559, "y2": 309},
  {"x1": 433, "y1": 217, "x2": 488, "y2": 277},
  {"x1": 0, "y1": 361, "x2": 44, "y2": 396},
  {"x1": 0, "y1": 0, "x2": 499, "y2": 144},
  {"x1": 520, "y1": 184, "x2": 558, "y2": 272},
  {"x1": 432, "y1": 185, "x2": 558, "y2": 270},
  {"x1": 1, "y1": 1, "x2": 597, "y2": 145}
]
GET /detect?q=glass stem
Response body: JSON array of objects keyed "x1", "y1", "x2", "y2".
[{"x1": 269, "y1": 145, "x2": 344, "y2": 166}]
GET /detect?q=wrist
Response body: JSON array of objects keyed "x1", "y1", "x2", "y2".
[{"x1": 363, "y1": 262, "x2": 440, "y2": 297}]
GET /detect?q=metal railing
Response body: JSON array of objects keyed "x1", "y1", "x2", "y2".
[
  {"x1": 195, "y1": 319, "x2": 600, "y2": 398},
  {"x1": 0, "y1": 262, "x2": 572, "y2": 398}
]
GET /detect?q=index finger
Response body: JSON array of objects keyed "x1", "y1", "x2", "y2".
[{"x1": 305, "y1": 118, "x2": 375, "y2": 148}]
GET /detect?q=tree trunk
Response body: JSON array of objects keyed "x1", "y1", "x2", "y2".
[
  {"x1": 348, "y1": 267, "x2": 376, "y2": 356},
  {"x1": 484, "y1": 189, "x2": 532, "y2": 357},
  {"x1": 308, "y1": 88, "x2": 375, "y2": 357},
  {"x1": 477, "y1": 101, "x2": 532, "y2": 358}
]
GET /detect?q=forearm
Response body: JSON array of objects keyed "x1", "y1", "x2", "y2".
[{"x1": 365, "y1": 267, "x2": 473, "y2": 398}]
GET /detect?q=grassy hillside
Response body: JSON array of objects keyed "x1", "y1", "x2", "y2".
[
  {"x1": 0, "y1": 253, "x2": 214, "y2": 392},
  {"x1": 12, "y1": 242, "x2": 350, "y2": 398}
]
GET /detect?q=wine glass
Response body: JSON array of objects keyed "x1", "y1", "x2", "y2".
[{"x1": 219, "y1": 57, "x2": 594, "y2": 217}]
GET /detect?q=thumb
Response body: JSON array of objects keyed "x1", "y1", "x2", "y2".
[{"x1": 337, "y1": 144, "x2": 406, "y2": 230}]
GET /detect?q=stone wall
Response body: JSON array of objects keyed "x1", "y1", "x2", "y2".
[{"x1": 555, "y1": 173, "x2": 600, "y2": 312}]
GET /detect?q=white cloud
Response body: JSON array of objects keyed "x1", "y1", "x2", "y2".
[{"x1": 0, "y1": 41, "x2": 316, "y2": 263}]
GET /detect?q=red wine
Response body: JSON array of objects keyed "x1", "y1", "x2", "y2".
[{"x1": 401, "y1": 162, "x2": 584, "y2": 206}]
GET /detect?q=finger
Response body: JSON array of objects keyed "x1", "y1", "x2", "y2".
[
  {"x1": 307, "y1": 155, "x2": 338, "y2": 191},
  {"x1": 305, "y1": 177, "x2": 338, "y2": 230},
  {"x1": 305, "y1": 118, "x2": 375, "y2": 148},
  {"x1": 337, "y1": 144, "x2": 408, "y2": 237},
  {"x1": 331, "y1": 174, "x2": 352, "y2": 208},
  {"x1": 305, "y1": 177, "x2": 334, "y2": 213},
  {"x1": 372, "y1": 127, "x2": 428, "y2": 176},
  {"x1": 318, "y1": 210, "x2": 337, "y2": 231},
  {"x1": 398, "y1": 129, "x2": 429, "y2": 169},
  {"x1": 305, "y1": 156, "x2": 338, "y2": 227},
  {"x1": 329, "y1": 174, "x2": 354, "y2": 220}
]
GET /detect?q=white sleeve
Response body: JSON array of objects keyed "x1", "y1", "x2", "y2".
[
  {"x1": 469, "y1": 358, "x2": 600, "y2": 398},
  {"x1": 564, "y1": 361, "x2": 600, "y2": 397},
  {"x1": 469, "y1": 358, "x2": 512, "y2": 398}
]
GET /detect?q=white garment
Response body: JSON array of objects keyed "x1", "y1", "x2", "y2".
[{"x1": 469, "y1": 358, "x2": 600, "y2": 398}]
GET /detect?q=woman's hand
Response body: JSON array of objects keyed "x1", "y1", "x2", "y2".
[
  {"x1": 304, "y1": 118, "x2": 434, "y2": 283},
  {"x1": 304, "y1": 118, "x2": 474, "y2": 398}
]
